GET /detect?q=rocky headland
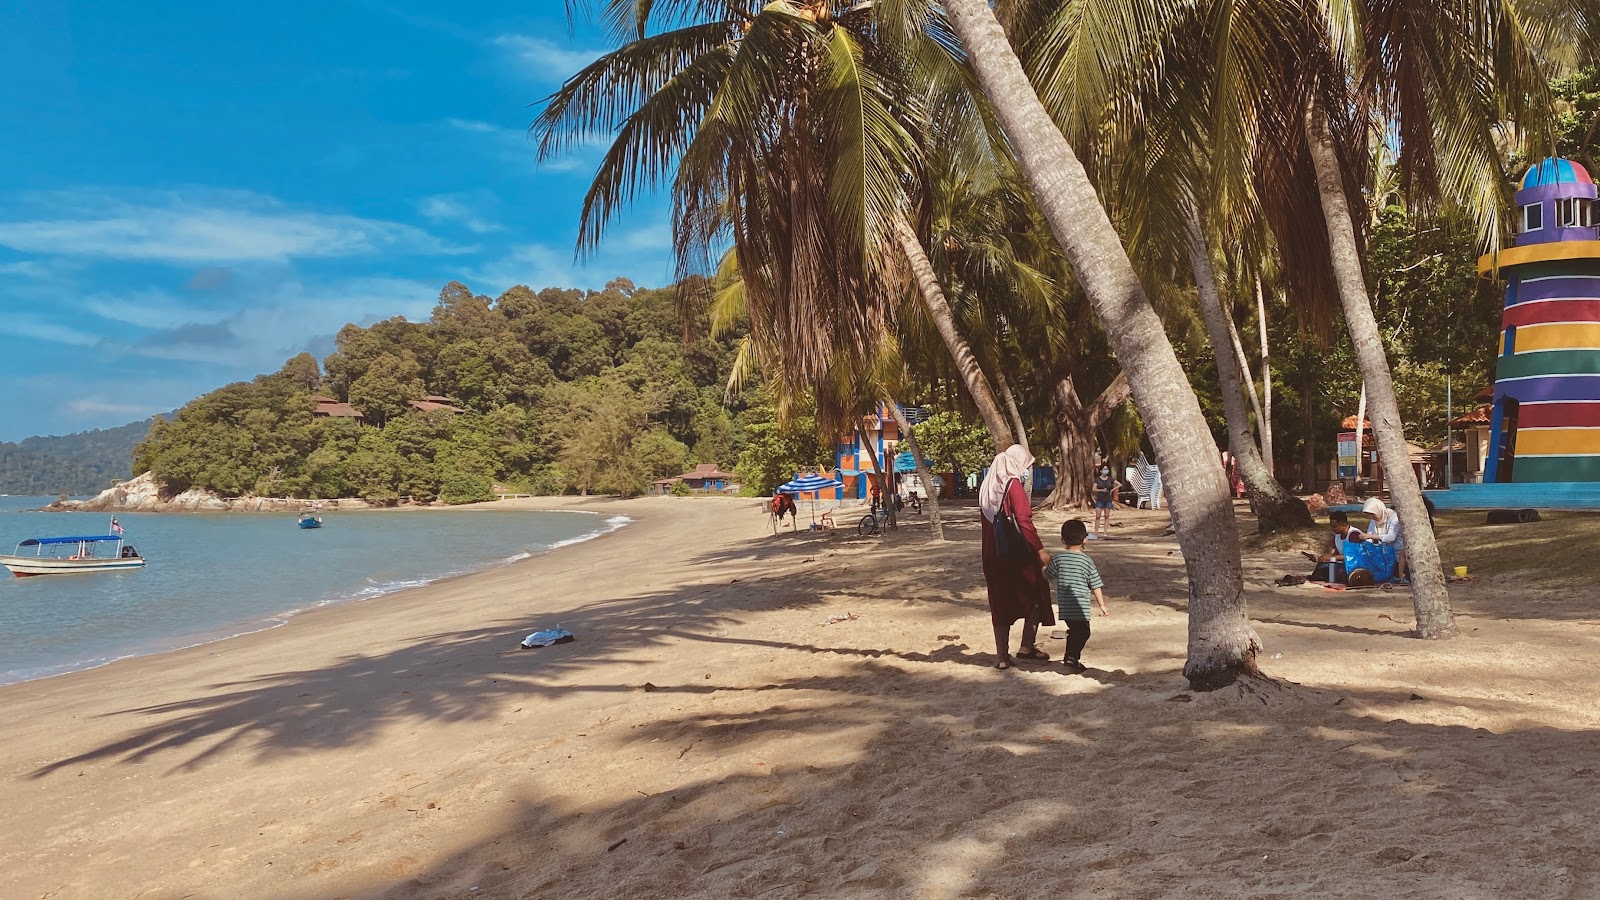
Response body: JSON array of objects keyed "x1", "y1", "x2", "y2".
[{"x1": 44, "y1": 472, "x2": 374, "y2": 513}]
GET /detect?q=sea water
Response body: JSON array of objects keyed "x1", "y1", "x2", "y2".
[{"x1": 0, "y1": 496, "x2": 628, "y2": 685}]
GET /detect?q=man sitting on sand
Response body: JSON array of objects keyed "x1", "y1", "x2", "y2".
[{"x1": 1304, "y1": 511, "x2": 1364, "y2": 584}]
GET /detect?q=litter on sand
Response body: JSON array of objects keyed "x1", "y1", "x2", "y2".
[
  {"x1": 520, "y1": 625, "x2": 575, "y2": 648},
  {"x1": 822, "y1": 612, "x2": 859, "y2": 626}
]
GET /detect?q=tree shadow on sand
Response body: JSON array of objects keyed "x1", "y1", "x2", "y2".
[{"x1": 367, "y1": 658, "x2": 1600, "y2": 900}]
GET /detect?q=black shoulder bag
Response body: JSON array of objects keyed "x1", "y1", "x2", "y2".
[{"x1": 992, "y1": 480, "x2": 1034, "y2": 564}]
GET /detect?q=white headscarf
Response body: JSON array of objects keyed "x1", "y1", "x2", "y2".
[
  {"x1": 1361, "y1": 497, "x2": 1389, "y2": 524},
  {"x1": 980, "y1": 444, "x2": 1034, "y2": 521}
]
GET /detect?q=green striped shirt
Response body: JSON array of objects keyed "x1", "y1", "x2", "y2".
[{"x1": 1045, "y1": 551, "x2": 1103, "y2": 620}]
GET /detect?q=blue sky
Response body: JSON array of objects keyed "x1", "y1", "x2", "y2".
[{"x1": 0, "y1": 0, "x2": 674, "y2": 441}]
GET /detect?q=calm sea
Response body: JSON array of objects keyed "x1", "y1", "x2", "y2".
[{"x1": 0, "y1": 496, "x2": 627, "y2": 685}]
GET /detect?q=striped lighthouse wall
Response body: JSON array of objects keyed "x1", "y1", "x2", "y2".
[{"x1": 1490, "y1": 258, "x2": 1600, "y2": 482}]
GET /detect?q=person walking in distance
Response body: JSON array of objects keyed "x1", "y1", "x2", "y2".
[{"x1": 1090, "y1": 463, "x2": 1121, "y2": 539}]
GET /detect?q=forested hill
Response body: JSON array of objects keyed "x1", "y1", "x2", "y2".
[
  {"x1": 0, "y1": 417, "x2": 159, "y2": 496},
  {"x1": 130, "y1": 278, "x2": 835, "y2": 504}
]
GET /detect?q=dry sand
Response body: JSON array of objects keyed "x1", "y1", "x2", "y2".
[{"x1": 4, "y1": 496, "x2": 1600, "y2": 899}]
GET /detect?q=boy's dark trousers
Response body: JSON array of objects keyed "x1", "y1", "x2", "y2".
[{"x1": 1063, "y1": 617, "x2": 1091, "y2": 662}]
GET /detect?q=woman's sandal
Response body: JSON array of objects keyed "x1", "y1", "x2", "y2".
[
  {"x1": 1015, "y1": 646, "x2": 1050, "y2": 661},
  {"x1": 995, "y1": 657, "x2": 1013, "y2": 670}
]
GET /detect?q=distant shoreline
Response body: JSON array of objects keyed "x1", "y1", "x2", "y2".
[{"x1": 0, "y1": 498, "x2": 636, "y2": 687}]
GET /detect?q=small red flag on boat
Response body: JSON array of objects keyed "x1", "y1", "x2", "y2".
[{"x1": 110, "y1": 517, "x2": 124, "y2": 535}]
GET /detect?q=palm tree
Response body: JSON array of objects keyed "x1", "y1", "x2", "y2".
[
  {"x1": 1004, "y1": 0, "x2": 1600, "y2": 638},
  {"x1": 537, "y1": 0, "x2": 1022, "y2": 454},
  {"x1": 938, "y1": 0, "x2": 1264, "y2": 688}
]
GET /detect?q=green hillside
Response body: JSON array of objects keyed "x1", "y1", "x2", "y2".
[
  {"x1": 129, "y1": 279, "x2": 835, "y2": 503},
  {"x1": 0, "y1": 417, "x2": 157, "y2": 496}
]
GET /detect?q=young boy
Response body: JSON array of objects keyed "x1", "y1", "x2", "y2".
[{"x1": 1042, "y1": 519, "x2": 1109, "y2": 673}]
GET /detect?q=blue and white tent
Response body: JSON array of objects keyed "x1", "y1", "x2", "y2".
[
  {"x1": 777, "y1": 473, "x2": 844, "y2": 527},
  {"x1": 777, "y1": 473, "x2": 844, "y2": 495}
]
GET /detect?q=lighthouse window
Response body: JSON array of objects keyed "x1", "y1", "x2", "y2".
[
  {"x1": 1522, "y1": 203, "x2": 1544, "y2": 232},
  {"x1": 1555, "y1": 196, "x2": 1593, "y2": 225},
  {"x1": 1558, "y1": 197, "x2": 1594, "y2": 227}
]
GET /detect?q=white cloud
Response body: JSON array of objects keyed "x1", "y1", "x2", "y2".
[
  {"x1": 64, "y1": 399, "x2": 158, "y2": 419},
  {"x1": 418, "y1": 194, "x2": 501, "y2": 234},
  {"x1": 444, "y1": 117, "x2": 500, "y2": 134},
  {"x1": 0, "y1": 190, "x2": 465, "y2": 264},
  {"x1": 0, "y1": 260, "x2": 53, "y2": 279},
  {"x1": 615, "y1": 223, "x2": 673, "y2": 252},
  {"x1": 493, "y1": 34, "x2": 602, "y2": 83},
  {"x1": 7, "y1": 315, "x2": 101, "y2": 347}
]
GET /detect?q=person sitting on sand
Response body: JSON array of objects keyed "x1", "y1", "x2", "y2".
[
  {"x1": 1358, "y1": 498, "x2": 1407, "y2": 581},
  {"x1": 979, "y1": 444, "x2": 1056, "y2": 669},
  {"x1": 1304, "y1": 511, "x2": 1364, "y2": 584},
  {"x1": 1041, "y1": 519, "x2": 1109, "y2": 674}
]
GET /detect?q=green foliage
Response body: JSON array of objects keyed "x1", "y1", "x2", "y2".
[
  {"x1": 669, "y1": 479, "x2": 692, "y2": 497},
  {"x1": 912, "y1": 411, "x2": 992, "y2": 476},
  {"x1": 1553, "y1": 68, "x2": 1600, "y2": 175},
  {"x1": 733, "y1": 408, "x2": 832, "y2": 496},
  {"x1": 0, "y1": 416, "x2": 164, "y2": 495},
  {"x1": 134, "y1": 278, "x2": 760, "y2": 503}
]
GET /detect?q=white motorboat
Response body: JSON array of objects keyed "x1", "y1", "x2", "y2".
[{"x1": 0, "y1": 534, "x2": 145, "y2": 577}]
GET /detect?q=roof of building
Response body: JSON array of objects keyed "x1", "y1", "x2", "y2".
[
  {"x1": 1340, "y1": 415, "x2": 1373, "y2": 429},
  {"x1": 679, "y1": 463, "x2": 735, "y2": 480},
  {"x1": 311, "y1": 395, "x2": 337, "y2": 403},
  {"x1": 408, "y1": 398, "x2": 465, "y2": 414},
  {"x1": 1450, "y1": 405, "x2": 1493, "y2": 426},
  {"x1": 421, "y1": 395, "x2": 456, "y2": 403},
  {"x1": 313, "y1": 401, "x2": 365, "y2": 418},
  {"x1": 1522, "y1": 157, "x2": 1594, "y2": 189}
]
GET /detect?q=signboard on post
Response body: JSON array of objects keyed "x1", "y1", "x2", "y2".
[{"x1": 1337, "y1": 431, "x2": 1359, "y2": 478}]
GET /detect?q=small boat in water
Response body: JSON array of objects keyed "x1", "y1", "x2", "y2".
[
  {"x1": 298, "y1": 513, "x2": 323, "y2": 529},
  {"x1": 0, "y1": 534, "x2": 145, "y2": 577}
]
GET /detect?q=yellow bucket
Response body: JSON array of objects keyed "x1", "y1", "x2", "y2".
[{"x1": 1453, "y1": 565, "x2": 1468, "y2": 577}]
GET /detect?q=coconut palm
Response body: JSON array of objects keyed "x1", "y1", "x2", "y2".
[
  {"x1": 536, "y1": 0, "x2": 1024, "y2": 453},
  {"x1": 935, "y1": 0, "x2": 1264, "y2": 688},
  {"x1": 1003, "y1": 0, "x2": 1600, "y2": 638}
]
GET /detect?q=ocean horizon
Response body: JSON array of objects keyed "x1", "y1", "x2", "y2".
[{"x1": 0, "y1": 496, "x2": 628, "y2": 685}]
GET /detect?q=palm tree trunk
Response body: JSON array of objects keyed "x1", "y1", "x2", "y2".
[
  {"x1": 1183, "y1": 211, "x2": 1312, "y2": 533},
  {"x1": 995, "y1": 369, "x2": 1030, "y2": 451},
  {"x1": 943, "y1": 0, "x2": 1262, "y2": 688},
  {"x1": 1227, "y1": 296, "x2": 1266, "y2": 451},
  {"x1": 886, "y1": 401, "x2": 943, "y2": 540},
  {"x1": 857, "y1": 423, "x2": 896, "y2": 530},
  {"x1": 1305, "y1": 99, "x2": 1456, "y2": 640},
  {"x1": 894, "y1": 217, "x2": 1014, "y2": 451},
  {"x1": 1256, "y1": 278, "x2": 1275, "y2": 466},
  {"x1": 1302, "y1": 374, "x2": 1317, "y2": 492}
]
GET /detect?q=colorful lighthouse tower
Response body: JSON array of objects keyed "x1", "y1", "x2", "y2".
[{"x1": 1478, "y1": 157, "x2": 1600, "y2": 483}]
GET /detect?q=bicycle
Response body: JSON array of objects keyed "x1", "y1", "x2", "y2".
[{"x1": 857, "y1": 510, "x2": 882, "y2": 536}]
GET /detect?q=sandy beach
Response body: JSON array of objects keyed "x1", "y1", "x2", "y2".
[{"x1": 5, "y1": 496, "x2": 1600, "y2": 899}]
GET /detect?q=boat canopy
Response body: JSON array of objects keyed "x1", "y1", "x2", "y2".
[{"x1": 19, "y1": 535, "x2": 122, "y2": 546}]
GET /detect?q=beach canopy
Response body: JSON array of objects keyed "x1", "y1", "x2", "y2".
[
  {"x1": 777, "y1": 473, "x2": 843, "y2": 494},
  {"x1": 20, "y1": 535, "x2": 122, "y2": 546},
  {"x1": 893, "y1": 452, "x2": 931, "y2": 473}
]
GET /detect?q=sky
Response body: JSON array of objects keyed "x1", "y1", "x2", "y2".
[{"x1": 0, "y1": 0, "x2": 674, "y2": 441}]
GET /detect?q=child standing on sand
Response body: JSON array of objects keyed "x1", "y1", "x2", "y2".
[{"x1": 1041, "y1": 519, "x2": 1109, "y2": 673}]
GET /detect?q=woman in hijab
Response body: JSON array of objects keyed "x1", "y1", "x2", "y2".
[
  {"x1": 1359, "y1": 497, "x2": 1406, "y2": 581},
  {"x1": 979, "y1": 444, "x2": 1055, "y2": 669}
]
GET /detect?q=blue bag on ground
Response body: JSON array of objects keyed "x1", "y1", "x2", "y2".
[
  {"x1": 520, "y1": 625, "x2": 574, "y2": 648},
  {"x1": 1342, "y1": 541, "x2": 1396, "y2": 584}
]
